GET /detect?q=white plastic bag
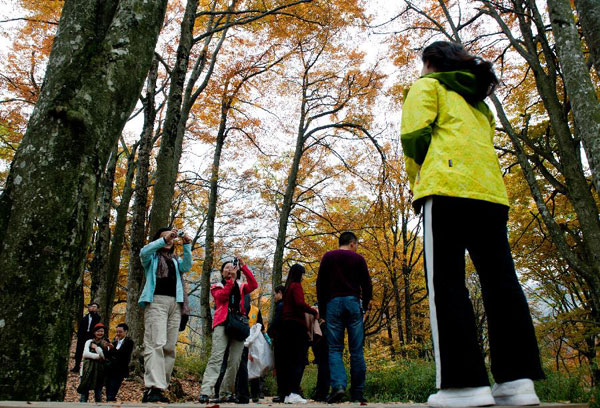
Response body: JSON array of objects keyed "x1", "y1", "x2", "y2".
[{"x1": 245, "y1": 323, "x2": 274, "y2": 379}]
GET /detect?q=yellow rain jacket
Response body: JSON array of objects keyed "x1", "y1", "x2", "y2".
[{"x1": 401, "y1": 71, "x2": 509, "y2": 211}]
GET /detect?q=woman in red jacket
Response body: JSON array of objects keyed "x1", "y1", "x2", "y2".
[
  {"x1": 199, "y1": 258, "x2": 257, "y2": 403},
  {"x1": 281, "y1": 263, "x2": 318, "y2": 404}
]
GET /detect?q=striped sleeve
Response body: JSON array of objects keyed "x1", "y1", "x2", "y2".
[{"x1": 401, "y1": 78, "x2": 439, "y2": 190}]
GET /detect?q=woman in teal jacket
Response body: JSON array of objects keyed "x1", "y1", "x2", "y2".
[
  {"x1": 401, "y1": 41, "x2": 544, "y2": 407},
  {"x1": 138, "y1": 227, "x2": 193, "y2": 403}
]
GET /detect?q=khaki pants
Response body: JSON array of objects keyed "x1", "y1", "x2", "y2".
[
  {"x1": 143, "y1": 295, "x2": 181, "y2": 390},
  {"x1": 200, "y1": 325, "x2": 245, "y2": 398}
]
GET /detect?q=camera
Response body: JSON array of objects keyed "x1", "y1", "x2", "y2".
[
  {"x1": 233, "y1": 257, "x2": 240, "y2": 268},
  {"x1": 177, "y1": 230, "x2": 185, "y2": 237}
]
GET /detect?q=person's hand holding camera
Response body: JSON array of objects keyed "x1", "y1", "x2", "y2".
[
  {"x1": 164, "y1": 229, "x2": 178, "y2": 244},
  {"x1": 181, "y1": 232, "x2": 192, "y2": 244}
]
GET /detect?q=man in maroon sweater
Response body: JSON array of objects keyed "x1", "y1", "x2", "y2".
[{"x1": 316, "y1": 231, "x2": 372, "y2": 403}]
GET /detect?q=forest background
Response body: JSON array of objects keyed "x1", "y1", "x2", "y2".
[{"x1": 0, "y1": 0, "x2": 599, "y2": 404}]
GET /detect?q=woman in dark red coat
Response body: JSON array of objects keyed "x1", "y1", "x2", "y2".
[{"x1": 281, "y1": 263, "x2": 318, "y2": 404}]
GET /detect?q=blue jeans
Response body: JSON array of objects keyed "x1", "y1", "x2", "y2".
[{"x1": 326, "y1": 296, "x2": 365, "y2": 397}]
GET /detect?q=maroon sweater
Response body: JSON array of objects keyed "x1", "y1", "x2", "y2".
[
  {"x1": 316, "y1": 249, "x2": 373, "y2": 312},
  {"x1": 282, "y1": 282, "x2": 317, "y2": 326}
]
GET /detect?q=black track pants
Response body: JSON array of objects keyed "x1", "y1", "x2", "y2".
[{"x1": 423, "y1": 196, "x2": 545, "y2": 389}]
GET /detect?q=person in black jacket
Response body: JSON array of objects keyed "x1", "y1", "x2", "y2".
[
  {"x1": 72, "y1": 302, "x2": 102, "y2": 373},
  {"x1": 267, "y1": 285, "x2": 285, "y2": 403},
  {"x1": 235, "y1": 294, "x2": 265, "y2": 403},
  {"x1": 104, "y1": 323, "x2": 134, "y2": 402}
]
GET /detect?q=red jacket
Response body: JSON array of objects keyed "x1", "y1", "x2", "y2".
[
  {"x1": 211, "y1": 264, "x2": 258, "y2": 329},
  {"x1": 283, "y1": 282, "x2": 318, "y2": 327}
]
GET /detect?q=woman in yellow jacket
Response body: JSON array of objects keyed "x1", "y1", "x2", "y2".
[{"x1": 401, "y1": 41, "x2": 544, "y2": 407}]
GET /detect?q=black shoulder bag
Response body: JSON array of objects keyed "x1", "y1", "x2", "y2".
[{"x1": 224, "y1": 282, "x2": 249, "y2": 341}]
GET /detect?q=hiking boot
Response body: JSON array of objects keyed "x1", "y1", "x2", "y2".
[
  {"x1": 198, "y1": 394, "x2": 210, "y2": 404},
  {"x1": 492, "y1": 378, "x2": 540, "y2": 406},
  {"x1": 427, "y1": 386, "x2": 495, "y2": 407}
]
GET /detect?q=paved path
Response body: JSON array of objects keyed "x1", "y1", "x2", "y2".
[{"x1": 0, "y1": 402, "x2": 589, "y2": 408}]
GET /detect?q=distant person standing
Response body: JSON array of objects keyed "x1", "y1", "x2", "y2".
[
  {"x1": 267, "y1": 285, "x2": 285, "y2": 403},
  {"x1": 104, "y1": 323, "x2": 134, "y2": 402},
  {"x1": 72, "y1": 302, "x2": 102, "y2": 373},
  {"x1": 77, "y1": 323, "x2": 109, "y2": 402},
  {"x1": 317, "y1": 231, "x2": 372, "y2": 404}
]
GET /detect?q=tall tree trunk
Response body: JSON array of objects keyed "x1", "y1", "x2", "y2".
[
  {"x1": 0, "y1": 0, "x2": 167, "y2": 400},
  {"x1": 99, "y1": 143, "x2": 137, "y2": 327},
  {"x1": 390, "y1": 272, "x2": 405, "y2": 350},
  {"x1": 126, "y1": 58, "x2": 160, "y2": 377},
  {"x1": 90, "y1": 146, "x2": 119, "y2": 302},
  {"x1": 200, "y1": 102, "x2": 229, "y2": 342},
  {"x1": 402, "y1": 268, "x2": 413, "y2": 345},
  {"x1": 573, "y1": 0, "x2": 600, "y2": 75},
  {"x1": 401, "y1": 216, "x2": 413, "y2": 344},
  {"x1": 548, "y1": 0, "x2": 600, "y2": 194},
  {"x1": 148, "y1": 0, "x2": 199, "y2": 237},
  {"x1": 271, "y1": 88, "x2": 308, "y2": 314},
  {"x1": 384, "y1": 306, "x2": 396, "y2": 357}
]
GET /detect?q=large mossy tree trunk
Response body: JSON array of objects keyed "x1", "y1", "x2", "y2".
[
  {"x1": 126, "y1": 58, "x2": 160, "y2": 377},
  {"x1": 0, "y1": 0, "x2": 168, "y2": 400}
]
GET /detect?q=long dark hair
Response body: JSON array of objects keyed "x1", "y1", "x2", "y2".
[
  {"x1": 152, "y1": 227, "x2": 175, "y2": 255},
  {"x1": 422, "y1": 41, "x2": 498, "y2": 102},
  {"x1": 284, "y1": 263, "x2": 305, "y2": 292}
]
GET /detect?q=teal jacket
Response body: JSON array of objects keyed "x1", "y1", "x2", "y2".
[{"x1": 138, "y1": 238, "x2": 193, "y2": 307}]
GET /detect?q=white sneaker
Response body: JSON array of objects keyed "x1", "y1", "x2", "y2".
[
  {"x1": 492, "y1": 378, "x2": 540, "y2": 406},
  {"x1": 285, "y1": 393, "x2": 307, "y2": 404},
  {"x1": 427, "y1": 386, "x2": 495, "y2": 407}
]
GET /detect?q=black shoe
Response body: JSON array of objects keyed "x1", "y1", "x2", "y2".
[
  {"x1": 313, "y1": 392, "x2": 328, "y2": 402},
  {"x1": 327, "y1": 387, "x2": 346, "y2": 404},
  {"x1": 351, "y1": 396, "x2": 367, "y2": 403},
  {"x1": 142, "y1": 389, "x2": 150, "y2": 403},
  {"x1": 214, "y1": 395, "x2": 237, "y2": 403},
  {"x1": 252, "y1": 397, "x2": 259, "y2": 403},
  {"x1": 198, "y1": 394, "x2": 210, "y2": 404},
  {"x1": 147, "y1": 389, "x2": 169, "y2": 403},
  {"x1": 272, "y1": 396, "x2": 284, "y2": 403}
]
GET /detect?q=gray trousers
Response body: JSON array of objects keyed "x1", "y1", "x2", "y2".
[
  {"x1": 200, "y1": 325, "x2": 245, "y2": 398},
  {"x1": 143, "y1": 295, "x2": 181, "y2": 390}
]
